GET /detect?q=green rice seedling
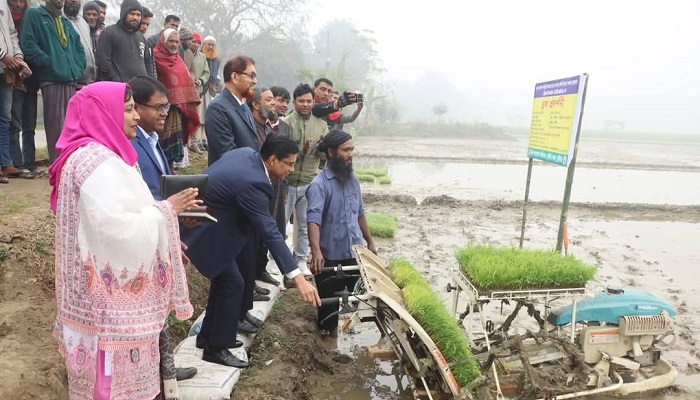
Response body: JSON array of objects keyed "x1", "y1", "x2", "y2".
[
  {"x1": 389, "y1": 259, "x2": 480, "y2": 387},
  {"x1": 366, "y1": 213, "x2": 398, "y2": 238},
  {"x1": 389, "y1": 259, "x2": 429, "y2": 289},
  {"x1": 455, "y1": 245, "x2": 597, "y2": 291},
  {"x1": 377, "y1": 175, "x2": 392, "y2": 185},
  {"x1": 356, "y1": 174, "x2": 375, "y2": 183},
  {"x1": 355, "y1": 167, "x2": 388, "y2": 177}
]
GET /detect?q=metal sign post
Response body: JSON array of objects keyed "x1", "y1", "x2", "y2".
[{"x1": 519, "y1": 73, "x2": 589, "y2": 251}]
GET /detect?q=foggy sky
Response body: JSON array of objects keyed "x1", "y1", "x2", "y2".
[{"x1": 304, "y1": 0, "x2": 700, "y2": 134}]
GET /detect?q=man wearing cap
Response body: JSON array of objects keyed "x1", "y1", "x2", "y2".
[
  {"x1": 307, "y1": 130, "x2": 376, "y2": 336},
  {"x1": 188, "y1": 31, "x2": 209, "y2": 153},
  {"x1": 95, "y1": 0, "x2": 155, "y2": 81},
  {"x1": 82, "y1": 1, "x2": 101, "y2": 55}
]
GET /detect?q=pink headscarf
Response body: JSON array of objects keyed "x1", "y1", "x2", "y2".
[{"x1": 49, "y1": 82, "x2": 139, "y2": 212}]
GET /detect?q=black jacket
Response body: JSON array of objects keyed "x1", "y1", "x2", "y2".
[{"x1": 95, "y1": 0, "x2": 154, "y2": 81}]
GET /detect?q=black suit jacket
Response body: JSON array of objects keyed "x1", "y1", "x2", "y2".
[
  {"x1": 204, "y1": 88, "x2": 258, "y2": 166},
  {"x1": 181, "y1": 148, "x2": 297, "y2": 278}
]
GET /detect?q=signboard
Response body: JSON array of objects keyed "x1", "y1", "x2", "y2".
[{"x1": 527, "y1": 74, "x2": 587, "y2": 166}]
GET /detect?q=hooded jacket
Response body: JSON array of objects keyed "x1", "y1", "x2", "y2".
[{"x1": 95, "y1": 0, "x2": 154, "y2": 82}]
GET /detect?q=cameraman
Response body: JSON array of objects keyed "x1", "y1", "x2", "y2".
[{"x1": 311, "y1": 77, "x2": 364, "y2": 132}]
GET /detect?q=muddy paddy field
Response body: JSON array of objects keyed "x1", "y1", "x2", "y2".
[{"x1": 1, "y1": 135, "x2": 698, "y2": 400}]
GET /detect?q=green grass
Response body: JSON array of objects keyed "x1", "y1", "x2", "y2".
[
  {"x1": 355, "y1": 167, "x2": 388, "y2": 177},
  {"x1": 3, "y1": 200, "x2": 25, "y2": 215},
  {"x1": 455, "y1": 245, "x2": 597, "y2": 291},
  {"x1": 389, "y1": 259, "x2": 480, "y2": 387},
  {"x1": 0, "y1": 246, "x2": 9, "y2": 261},
  {"x1": 357, "y1": 174, "x2": 375, "y2": 183},
  {"x1": 377, "y1": 175, "x2": 392, "y2": 185},
  {"x1": 366, "y1": 212, "x2": 398, "y2": 238}
]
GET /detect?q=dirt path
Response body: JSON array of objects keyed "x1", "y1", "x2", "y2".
[{"x1": 0, "y1": 179, "x2": 68, "y2": 400}]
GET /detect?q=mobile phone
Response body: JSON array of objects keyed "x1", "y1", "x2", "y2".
[{"x1": 356, "y1": 93, "x2": 364, "y2": 103}]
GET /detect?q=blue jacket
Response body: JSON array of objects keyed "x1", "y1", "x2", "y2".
[
  {"x1": 181, "y1": 148, "x2": 297, "y2": 278},
  {"x1": 131, "y1": 127, "x2": 171, "y2": 200},
  {"x1": 204, "y1": 88, "x2": 258, "y2": 166}
]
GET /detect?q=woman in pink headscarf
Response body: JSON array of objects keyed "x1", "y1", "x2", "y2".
[{"x1": 49, "y1": 81, "x2": 198, "y2": 400}]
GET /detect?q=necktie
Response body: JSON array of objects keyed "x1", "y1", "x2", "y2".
[{"x1": 241, "y1": 103, "x2": 254, "y2": 126}]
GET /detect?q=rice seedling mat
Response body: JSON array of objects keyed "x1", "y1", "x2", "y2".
[{"x1": 450, "y1": 246, "x2": 594, "y2": 301}]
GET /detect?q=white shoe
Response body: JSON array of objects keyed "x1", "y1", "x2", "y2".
[{"x1": 297, "y1": 260, "x2": 312, "y2": 277}]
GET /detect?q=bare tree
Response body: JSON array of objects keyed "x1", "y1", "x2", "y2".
[{"x1": 105, "y1": 0, "x2": 305, "y2": 57}]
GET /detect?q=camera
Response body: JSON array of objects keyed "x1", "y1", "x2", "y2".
[{"x1": 356, "y1": 93, "x2": 364, "y2": 103}]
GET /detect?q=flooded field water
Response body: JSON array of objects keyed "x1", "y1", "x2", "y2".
[{"x1": 324, "y1": 136, "x2": 700, "y2": 400}]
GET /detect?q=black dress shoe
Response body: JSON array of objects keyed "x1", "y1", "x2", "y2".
[
  {"x1": 254, "y1": 284, "x2": 271, "y2": 295},
  {"x1": 175, "y1": 367, "x2": 198, "y2": 381},
  {"x1": 257, "y1": 270, "x2": 280, "y2": 286},
  {"x1": 196, "y1": 335, "x2": 242, "y2": 350},
  {"x1": 245, "y1": 312, "x2": 264, "y2": 328},
  {"x1": 202, "y1": 347, "x2": 249, "y2": 368},
  {"x1": 253, "y1": 292, "x2": 270, "y2": 302},
  {"x1": 238, "y1": 319, "x2": 259, "y2": 334}
]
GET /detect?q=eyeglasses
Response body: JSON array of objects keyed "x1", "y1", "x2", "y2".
[
  {"x1": 137, "y1": 103, "x2": 170, "y2": 113},
  {"x1": 238, "y1": 71, "x2": 257, "y2": 80},
  {"x1": 279, "y1": 159, "x2": 295, "y2": 167}
]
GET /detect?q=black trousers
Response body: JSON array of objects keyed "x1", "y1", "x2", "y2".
[
  {"x1": 315, "y1": 258, "x2": 359, "y2": 331},
  {"x1": 199, "y1": 237, "x2": 255, "y2": 349}
]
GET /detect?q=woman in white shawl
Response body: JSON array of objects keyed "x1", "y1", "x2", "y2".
[{"x1": 48, "y1": 81, "x2": 199, "y2": 400}]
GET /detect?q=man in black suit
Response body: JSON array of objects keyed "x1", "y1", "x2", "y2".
[
  {"x1": 181, "y1": 134, "x2": 321, "y2": 368},
  {"x1": 204, "y1": 54, "x2": 259, "y2": 166}
]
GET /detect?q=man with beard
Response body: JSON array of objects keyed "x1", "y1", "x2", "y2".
[
  {"x1": 307, "y1": 130, "x2": 376, "y2": 336},
  {"x1": 187, "y1": 31, "x2": 209, "y2": 153},
  {"x1": 249, "y1": 87, "x2": 291, "y2": 288},
  {"x1": 95, "y1": 0, "x2": 155, "y2": 82},
  {"x1": 20, "y1": 0, "x2": 85, "y2": 163},
  {"x1": 204, "y1": 55, "x2": 258, "y2": 166},
  {"x1": 63, "y1": 0, "x2": 95, "y2": 87},
  {"x1": 82, "y1": 1, "x2": 101, "y2": 55}
]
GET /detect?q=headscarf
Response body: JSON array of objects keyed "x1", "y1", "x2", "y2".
[
  {"x1": 318, "y1": 130, "x2": 352, "y2": 155},
  {"x1": 154, "y1": 29, "x2": 201, "y2": 139},
  {"x1": 49, "y1": 82, "x2": 138, "y2": 212}
]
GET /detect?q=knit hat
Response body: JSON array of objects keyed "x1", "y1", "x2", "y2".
[
  {"x1": 192, "y1": 31, "x2": 202, "y2": 42},
  {"x1": 179, "y1": 27, "x2": 193, "y2": 40},
  {"x1": 83, "y1": 1, "x2": 100, "y2": 15},
  {"x1": 120, "y1": 0, "x2": 142, "y2": 20}
]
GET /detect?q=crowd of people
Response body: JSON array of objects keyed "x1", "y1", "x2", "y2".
[{"x1": 1, "y1": 1, "x2": 370, "y2": 399}]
